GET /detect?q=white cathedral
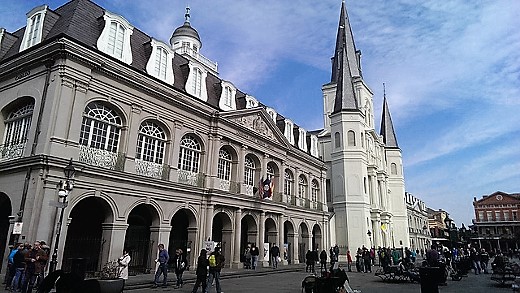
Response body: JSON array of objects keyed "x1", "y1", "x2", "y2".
[{"x1": 319, "y1": 1, "x2": 409, "y2": 255}]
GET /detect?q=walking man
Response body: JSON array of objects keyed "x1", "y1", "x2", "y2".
[
  {"x1": 152, "y1": 244, "x2": 169, "y2": 288},
  {"x1": 270, "y1": 245, "x2": 280, "y2": 269},
  {"x1": 206, "y1": 246, "x2": 225, "y2": 293}
]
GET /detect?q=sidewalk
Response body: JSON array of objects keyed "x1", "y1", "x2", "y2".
[{"x1": 124, "y1": 263, "x2": 306, "y2": 290}]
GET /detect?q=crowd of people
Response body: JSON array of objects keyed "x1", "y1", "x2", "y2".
[{"x1": 3, "y1": 241, "x2": 50, "y2": 293}]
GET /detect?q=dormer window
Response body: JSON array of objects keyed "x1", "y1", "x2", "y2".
[
  {"x1": 187, "y1": 64, "x2": 207, "y2": 101},
  {"x1": 310, "y1": 135, "x2": 319, "y2": 157},
  {"x1": 219, "y1": 81, "x2": 236, "y2": 111},
  {"x1": 266, "y1": 108, "x2": 277, "y2": 122},
  {"x1": 97, "y1": 11, "x2": 134, "y2": 64},
  {"x1": 245, "y1": 95, "x2": 258, "y2": 109},
  {"x1": 146, "y1": 39, "x2": 174, "y2": 84},
  {"x1": 20, "y1": 6, "x2": 47, "y2": 51},
  {"x1": 284, "y1": 120, "x2": 294, "y2": 144},
  {"x1": 298, "y1": 128, "x2": 307, "y2": 151}
]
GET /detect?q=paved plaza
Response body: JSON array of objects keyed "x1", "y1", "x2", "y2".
[{"x1": 1, "y1": 262, "x2": 514, "y2": 293}]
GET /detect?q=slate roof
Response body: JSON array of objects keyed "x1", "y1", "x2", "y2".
[
  {"x1": 380, "y1": 96, "x2": 399, "y2": 148},
  {"x1": 0, "y1": 0, "x2": 321, "y2": 157}
]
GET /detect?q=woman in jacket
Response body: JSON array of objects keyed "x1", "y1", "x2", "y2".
[
  {"x1": 118, "y1": 248, "x2": 131, "y2": 290},
  {"x1": 191, "y1": 249, "x2": 209, "y2": 293}
]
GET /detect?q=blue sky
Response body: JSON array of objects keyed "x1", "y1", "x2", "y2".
[{"x1": 2, "y1": 0, "x2": 519, "y2": 226}]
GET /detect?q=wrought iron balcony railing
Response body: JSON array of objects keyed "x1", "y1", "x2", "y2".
[
  {"x1": 0, "y1": 140, "x2": 26, "y2": 161},
  {"x1": 135, "y1": 159, "x2": 169, "y2": 180},
  {"x1": 177, "y1": 170, "x2": 205, "y2": 187},
  {"x1": 79, "y1": 145, "x2": 125, "y2": 171}
]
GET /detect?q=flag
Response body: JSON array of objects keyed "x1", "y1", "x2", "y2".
[
  {"x1": 262, "y1": 177, "x2": 273, "y2": 199},
  {"x1": 258, "y1": 177, "x2": 264, "y2": 199}
]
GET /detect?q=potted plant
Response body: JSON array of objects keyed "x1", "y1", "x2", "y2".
[{"x1": 96, "y1": 260, "x2": 125, "y2": 293}]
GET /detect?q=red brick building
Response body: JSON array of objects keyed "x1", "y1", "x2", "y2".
[{"x1": 472, "y1": 191, "x2": 520, "y2": 252}]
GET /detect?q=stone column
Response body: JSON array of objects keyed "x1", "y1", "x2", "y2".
[
  {"x1": 233, "y1": 208, "x2": 242, "y2": 268},
  {"x1": 238, "y1": 145, "x2": 247, "y2": 194},
  {"x1": 149, "y1": 225, "x2": 172, "y2": 271},
  {"x1": 258, "y1": 212, "x2": 267, "y2": 267},
  {"x1": 100, "y1": 222, "x2": 129, "y2": 269},
  {"x1": 169, "y1": 122, "x2": 183, "y2": 181},
  {"x1": 124, "y1": 104, "x2": 143, "y2": 173},
  {"x1": 205, "y1": 204, "x2": 214, "y2": 241},
  {"x1": 290, "y1": 232, "x2": 299, "y2": 264}
]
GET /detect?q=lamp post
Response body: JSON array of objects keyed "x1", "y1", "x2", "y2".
[
  {"x1": 49, "y1": 159, "x2": 75, "y2": 273},
  {"x1": 367, "y1": 230, "x2": 372, "y2": 248},
  {"x1": 444, "y1": 216, "x2": 453, "y2": 249}
]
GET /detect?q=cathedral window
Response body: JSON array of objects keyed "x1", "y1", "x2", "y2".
[
  {"x1": 334, "y1": 132, "x2": 341, "y2": 148},
  {"x1": 97, "y1": 11, "x2": 134, "y2": 64},
  {"x1": 390, "y1": 163, "x2": 398, "y2": 175},
  {"x1": 79, "y1": 102, "x2": 122, "y2": 153},
  {"x1": 347, "y1": 130, "x2": 356, "y2": 146},
  {"x1": 136, "y1": 121, "x2": 166, "y2": 164},
  {"x1": 178, "y1": 135, "x2": 201, "y2": 173},
  {"x1": 217, "y1": 148, "x2": 232, "y2": 181}
]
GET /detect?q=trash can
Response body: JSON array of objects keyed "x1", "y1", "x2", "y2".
[
  {"x1": 69, "y1": 258, "x2": 87, "y2": 280},
  {"x1": 419, "y1": 266, "x2": 440, "y2": 293}
]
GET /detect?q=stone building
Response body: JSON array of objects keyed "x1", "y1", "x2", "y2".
[
  {"x1": 472, "y1": 191, "x2": 520, "y2": 252},
  {"x1": 405, "y1": 192, "x2": 430, "y2": 252},
  {"x1": 318, "y1": 1, "x2": 409, "y2": 254},
  {"x1": 0, "y1": 0, "x2": 329, "y2": 274}
]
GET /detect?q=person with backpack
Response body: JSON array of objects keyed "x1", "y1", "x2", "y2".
[
  {"x1": 191, "y1": 249, "x2": 209, "y2": 293},
  {"x1": 206, "y1": 246, "x2": 225, "y2": 293}
]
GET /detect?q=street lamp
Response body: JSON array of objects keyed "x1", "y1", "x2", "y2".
[
  {"x1": 49, "y1": 159, "x2": 75, "y2": 272},
  {"x1": 444, "y1": 216, "x2": 453, "y2": 249},
  {"x1": 367, "y1": 230, "x2": 372, "y2": 248}
]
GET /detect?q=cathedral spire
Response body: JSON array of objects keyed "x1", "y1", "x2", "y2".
[
  {"x1": 380, "y1": 84, "x2": 399, "y2": 148},
  {"x1": 332, "y1": 0, "x2": 360, "y2": 113}
]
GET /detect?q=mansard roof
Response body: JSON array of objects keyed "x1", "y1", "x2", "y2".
[{"x1": 0, "y1": 0, "x2": 319, "y2": 157}]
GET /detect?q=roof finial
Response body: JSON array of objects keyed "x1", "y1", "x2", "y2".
[{"x1": 184, "y1": 6, "x2": 191, "y2": 24}]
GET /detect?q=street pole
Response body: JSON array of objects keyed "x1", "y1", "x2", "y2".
[{"x1": 49, "y1": 192, "x2": 67, "y2": 272}]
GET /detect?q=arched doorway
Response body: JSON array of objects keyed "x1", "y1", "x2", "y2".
[
  {"x1": 240, "y1": 214, "x2": 257, "y2": 265},
  {"x1": 169, "y1": 209, "x2": 197, "y2": 270},
  {"x1": 284, "y1": 221, "x2": 295, "y2": 264},
  {"x1": 63, "y1": 197, "x2": 112, "y2": 274},
  {"x1": 0, "y1": 193, "x2": 12, "y2": 273},
  {"x1": 298, "y1": 222, "x2": 309, "y2": 263},
  {"x1": 124, "y1": 204, "x2": 158, "y2": 274},
  {"x1": 312, "y1": 224, "x2": 322, "y2": 251},
  {"x1": 212, "y1": 211, "x2": 233, "y2": 267}
]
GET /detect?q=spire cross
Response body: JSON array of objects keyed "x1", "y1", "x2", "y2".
[{"x1": 185, "y1": 6, "x2": 191, "y2": 23}]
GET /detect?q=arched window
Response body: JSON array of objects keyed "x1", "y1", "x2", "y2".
[
  {"x1": 298, "y1": 175, "x2": 307, "y2": 198},
  {"x1": 3, "y1": 103, "x2": 34, "y2": 146},
  {"x1": 79, "y1": 102, "x2": 122, "y2": 152},
  {"x1": 135, "y1": 121, "x2": 166, "y2": 164},
  {"x1": 284, "y1": 169, "x2": 294, "y2": 195},
  {"x1": 347, "y1": 130, "x2": 356, "y2": 146},
  {"x1": 334, "y1": 132, "x2": 341, "y2": 148},
  {"x1": 178, "y1": 135, "x2": 201, "y2": 173},
  {"x1": 107, "y1": 21, "x2": 126, "y2": 59},
  {"x1": 224, "y1": 86, "x2": 232, "y2": 107},
  {"x1": 217, "y1": 148, "x2": 231, "y2": 181},
  {"x1": 391, "y1": 163, "x2": 398, "y2": 175},
  {"x1": 244, "y1": 156, "x2": 255, "y2": 186},
  {"x1": 267, "y1": 164, "x2": 275, "y2": 179},
  {"x1": 311, "y1": 180, "x2": 319, "y2": 202}
]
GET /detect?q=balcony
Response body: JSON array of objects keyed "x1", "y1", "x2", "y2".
[
  {"x1": 135, "y1": 159, "x2": 169, "y2": 180},
  {"x1": 79, "y1": 146, "x2": 125, "y2": 171},
  {"x1": 174, "y1": 46, "x2": 218, "y2": 72},
  {"x1": 0, "y1": 141, "x2": 26, "y2": 162},
  {"x1": 218, "y1": 179, "x2": 240, "y2": 194},
  {"x1": 242, "y1": 184, "x2": 254, "y2": 196},
  {"x1": 177, "y1": 170, "x2": 205, "y2": 187}
]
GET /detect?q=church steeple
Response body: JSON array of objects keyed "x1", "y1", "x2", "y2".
[
  {"x1": 332, "y1": 0, "x2": 361, "y2": 114},
  {"x1": 380, "y1": 85, "x2": 399, "y2": 148}
]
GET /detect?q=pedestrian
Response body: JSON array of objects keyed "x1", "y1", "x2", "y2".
[
  {"x1": 480, "y1": 248, "x2": 489, "y2": 274},
  {"x1": 270, "y1": 244, "x2": 280, "y2": 269},
  {"x1": 250, "y1": 244, "x2": 259, "y2": 270},
  {"x1": 173, "y1": 248, "x2": 187, "y2": 288},
  {"x1": 346, "y1": 250, "x2": 352, "y2": 272},
  {"x1": 320, "y1": 250, "x2": 328, "y2": 272},
  {"x1": 9, "y1": 243, "x2": 25, "y2": 292},
  {"x1": 305, "y1": 250, "x2": 314, "y2": 273},
  {"x1": 23, "y1": 241, "x2": 48, "y2": 293},
  {"x1": 244, "y1": 246, "x2": 251, "y2": 269},
  {"x1": 4, "y1": 244, "x2": 18, "y2": 290},
  {"x1": 191, "y1": 249, "x2": 208, "y2": 293},
  {"x1": 118, "y1": 248, "x2": 131, "y2": 290},
  {"x1": 206, "y1": 246, "x2": 225, "y2": 293},
  {"x1": 152, "y1": 244, "x2": 169, "y2": 288}
]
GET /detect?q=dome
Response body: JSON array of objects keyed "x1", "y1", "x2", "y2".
[{"x1": 171, "y1": 21, "x2": 201, "y2": 43}]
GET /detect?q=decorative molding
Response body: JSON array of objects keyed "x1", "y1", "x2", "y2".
[{"x1": 231, "y1": 114, "x2": 275, "y2": 140}]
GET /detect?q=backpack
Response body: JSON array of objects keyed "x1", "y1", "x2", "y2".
[{"x1": 209, "y1": 254, "x2": 217, "y2": 267}]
